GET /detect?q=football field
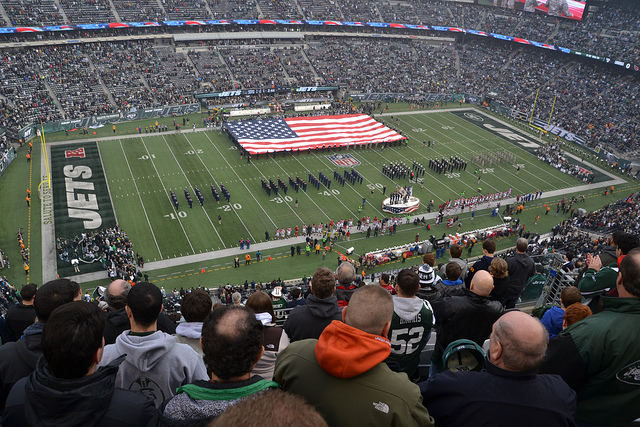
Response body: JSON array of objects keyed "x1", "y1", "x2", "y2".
[{"x1": 63, "y1": 108, "x2": 599, "y2": 266}]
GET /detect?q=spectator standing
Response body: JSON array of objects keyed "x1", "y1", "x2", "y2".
[
  {"x1": 417, "y1": 253, "x2": 443, "y2": 304},
  {"x1": 286, "y1": 287, "x2": 306, "y2": 308},
  {"x1": 430, "y1": 270, "x2": 504, "y2": 376},
  {"x1": 2, "y1": 301, "x2": 157, "y2": 427},
  {"x1": 161, "y1": 306, "x2": 279, "y2": 425},
  {"x1": 283, "y1": 267, "x2": 342, "y2": 342},
  {"x1": 98, "y1": 282, "x2": 208, "y2": 407},
  {"x1": 540, "y1": 248, "x2": 640, "y2": 425},
  {"x1": 387, "y1": 269, "x2": 435, "y2": 380},
  {"x1": 103, "y1": 279, "x2": 176, "y2": 345},
  {"x1": 245, "y1": 292, "x2": 290, "y2": 381},
  {"x1": 540, "y1": 286, "x2": 582, "y2": 338},
  {"x1": 465, "y1": 240, "x2": 496, "y2": 287},
  {"x1": 0, "y1": 279, "x2": 81, "y2": 413},
  {"x1": 439, "y1": 244, "x2": 469, "y2": 282},
  {"x1": 435, "y1": 263, "x2": 465, "y2": 298},
  {"x1": 5, "y1": 283, "x2": 37, "y2": 341},
  {"x1": 421, "y1": 311, "x2": 576, "y2": 426},
  {"x1": 275, "y1": 285, "x2": 434, "y2": 426},
  {"x1": 174, "y1": 290, "x2": 213, "y2": 357},
  {"x1": 504, "y1": 238, "x2": 536, "y2": 308},
  {"x1": 334, "y1": 261, "x2": 359, "y2": 307}
]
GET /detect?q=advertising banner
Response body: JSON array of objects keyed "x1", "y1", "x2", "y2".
[{"x1": 42, "y1": 103, "x2": 200, "y2": 134}]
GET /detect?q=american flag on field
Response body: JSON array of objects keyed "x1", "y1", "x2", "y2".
[{"x1": 225, "y1": 114, "x2": 405, "y2": 154}]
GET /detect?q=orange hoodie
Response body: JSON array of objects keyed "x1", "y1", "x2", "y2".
[{"x1": 314, "y1": 320, "x2": 391, "y2": 379}]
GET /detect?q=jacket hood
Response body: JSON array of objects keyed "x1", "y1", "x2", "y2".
[
  {"x1": 114, "y1": 331, "x2": 176, "y2": 371},
  {"x1": 307, "y1": 294, "x2": 341, "y2": 319},
  {"x1": 107, "y1": 308, "x2": 130, "y2": 328},
  {"x1": 393, "y1": 296, "x2": 433, "y2": 322},
  {"x1": 514, "y1": 253, "x2": 532, "y2": 267},
  {"x1": 315, "y1": 320, "x2": 390, "y2": 379},
  {"x1": 24, "y1": 355, "x2": 125, "y2": 427},
  {"x1": 442, "y1": 278, "x2": 464, "y2": 286},
  {"x1": 175, "y1": 322, "x2": 203, "y2": 340}
]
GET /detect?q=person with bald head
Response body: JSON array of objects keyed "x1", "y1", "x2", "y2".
[
  {"x1": 274, "y1": 285, "x2": 434, "y2": 427},
  {"x1": 334, "y1": 261, "x2": 359, "y2": 307},
  {"x1": 429, "y1": 270, "x2": 504, "y2": 377},
  {"x1": 103, "y1": 279, "x2": 175, "y2": 344},
  {"x1": 421, "y1": 311, "x2": 577, "y2": 426}
]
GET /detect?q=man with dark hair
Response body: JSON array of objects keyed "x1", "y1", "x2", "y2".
[
  {"x1": 578, "y1": 232, "x2": 640, "y2": 313},
  {"x1": 275, "y1": 285, "x2": 434, "y2": 426},
  {"x1": 540, "y1": 286, "x2": 582, "y2": 338},
  {"x1": 504, "y1": 238, "x2": 536, "y2": 308},
  {"x1": 174, "y1": 290, "x2": 212, "y2": 356},
  {"x1": 286, "y1": 287, "x2": 306, "y2": 308},
  {"x1": 103, "y1": 279, "x2": 176, "y2": 344},
  {"x1": 421, "y1": 311, "x2": 576, "y2": 425},
  {"x1": 465, "y1": 240, "x2": 495, "y2": 287},
  {"x1": 284, "y1": 267, "x2": 342, "y2": 342},
  {"x1": 5, "y1": 283, "x2": 37, "y2": 341},
  {"x1": 540, "y1": 247, "x2": 640, "y2": 425},
  {"x1": 334, "y1": 261, "x2": 358, "y2": 307},
  {"x1": 161, "y1": 306, "x2": 278, "y2": 424},
  {"x1": 0, "y1": 278, "x2": 81, "y2": 412},
  {"x1": 435, "y1": 262, "x2": 464, "y2": 297},
  {"x1": 387, "y1": 269, "x2": 435, "y2": 379},
  {"x1": 379, "y1": 273, "x2": 395, "y2": 294},
  {"x1": 98, "y1": 282, "x2": 207, "y2": 407},
  {"x1": 430, "y1": 270, "x2": 504, "y2": 376},
  {"x1": 2, "y1": 301, "x2": 157, "y2": 426},
  {"x1": 439, "y1": 244, "x2": 468, "y2": 281}
]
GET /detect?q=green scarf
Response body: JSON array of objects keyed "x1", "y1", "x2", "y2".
[{"x1": 177, "y1": 380, "x2": 279, "y2": 401}]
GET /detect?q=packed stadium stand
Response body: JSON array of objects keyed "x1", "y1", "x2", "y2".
[{"x1": 0, "y1": 0, "x2": 636, "y2": 157}]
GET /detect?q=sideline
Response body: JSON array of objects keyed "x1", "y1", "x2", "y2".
[{"x1": 70, "y1": 179, "x2": 631, "y2": 284}]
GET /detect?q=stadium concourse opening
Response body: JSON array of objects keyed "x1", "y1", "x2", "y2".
[{"x1": 224, "y1": 114, "x2": 406, "y2": 155}]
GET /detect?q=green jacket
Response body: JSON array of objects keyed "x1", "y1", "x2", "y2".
[
  {"x1": 274, "y1": 329, "x2": 434, "y2": 427},
  {"x1": 577, "y1": 262, "x2": 618, "y2": 312},
  {"x1": 577, "y1": 263, "x2": 618, "y2": 294},
  {"x1": 539, "y1": 296, "x2": 640, "y2": 426}
]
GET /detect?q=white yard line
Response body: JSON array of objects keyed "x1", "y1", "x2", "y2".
[
  {"x1": 118, "y1": 140, "x2": 164, "y2": 258},
  {"x1": 138, "y1": 138, "x2": 195, "y2": 254}
]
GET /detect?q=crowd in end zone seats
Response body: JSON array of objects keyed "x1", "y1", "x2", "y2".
[{"x1": 56, "y1": 226, "x2": 143, "y2": 281}]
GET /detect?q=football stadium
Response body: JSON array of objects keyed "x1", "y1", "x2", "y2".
[{"x1": 0, "y1": 0, "x2": 639, "y2": 424}]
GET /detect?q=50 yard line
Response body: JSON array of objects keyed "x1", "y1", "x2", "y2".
[{"x1": 118, "y1": 140, "x2": 163, "y2": 259}]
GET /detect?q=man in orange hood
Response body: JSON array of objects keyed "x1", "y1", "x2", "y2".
[{"x1": 274, "y1": 285, "x2": 434, "y2": 427}]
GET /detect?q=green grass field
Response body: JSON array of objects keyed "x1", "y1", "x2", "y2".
[
  {"x1": 91, "y1": 109, "x2": 591, "y2": 260},
  {"x1": 1, "y1": 105, "x2": 637, "y2": 291}
]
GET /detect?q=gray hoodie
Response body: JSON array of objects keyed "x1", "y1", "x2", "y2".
[
  {"x1": 99, "y1": 331, "x2": 208, "y2": 407},
  {"x1": 174, "y1": 322, "x2": 204, "y2": 356}
]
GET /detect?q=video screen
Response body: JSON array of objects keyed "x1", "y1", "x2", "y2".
[{"x1": 477, "y1": 0, "x2": 586, "y2": 21}]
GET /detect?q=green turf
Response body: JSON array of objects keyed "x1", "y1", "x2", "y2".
[
  {"x1": 0, "y1": 142, "x2": 42, "y2": 286},
  {"x1": 2, "y1": 105, "x2": 637, "y2": 292},
  {"x1": 91, "y1": 110, "x2": 606, "y2": 260}
]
